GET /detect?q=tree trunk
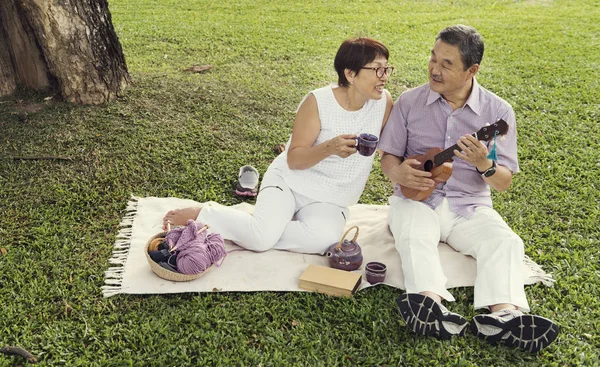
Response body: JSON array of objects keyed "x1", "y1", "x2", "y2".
[
  {"x1": 0, "y1": 0, "x2": 130, "y2": 104},
  {"x1": 0, "y1": 29, "x2": 18, "y2": 96}
]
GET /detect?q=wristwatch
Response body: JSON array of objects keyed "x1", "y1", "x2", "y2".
[{"x1": 477, "y1": 160, "x2": 497, "y2": 178}]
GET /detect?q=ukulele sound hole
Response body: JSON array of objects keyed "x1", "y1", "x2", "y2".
[{"x1": 424, "y1": 160, "x2": 434, "y2": 172}]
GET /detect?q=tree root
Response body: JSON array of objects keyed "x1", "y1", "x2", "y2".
[
  {"x1": 0, "y1": 346, "x2": 37, "y2": 363},
  {"x1": 183, "y1": 64, "x2": 213, "y2": 73},
  {"x1": 11, "y1": 156, "x2": 73, "y2": 162}
]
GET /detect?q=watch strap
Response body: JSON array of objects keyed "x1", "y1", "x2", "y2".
[{"x1": 476, "y1": 160, "x2": 496, "y2": 174}]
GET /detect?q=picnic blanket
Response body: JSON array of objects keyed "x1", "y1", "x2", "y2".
[{"x1": 102, "y1": 196, "x2": 555, "y2": 297}]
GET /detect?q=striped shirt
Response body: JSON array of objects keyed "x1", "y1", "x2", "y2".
[{"x1": 378, "y1": 78, "x2": 519, "y2": 219}]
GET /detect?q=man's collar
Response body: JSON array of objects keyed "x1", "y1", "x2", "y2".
[
  {"x1": 426, "y1": 88, "x2": 442, "y2": 106},
  {"x1": 426, "y1": 77, "x2": 481, "y2": 115},
  {"x1": 464, "y1": 77, "x2": 481, "y2": 115}
]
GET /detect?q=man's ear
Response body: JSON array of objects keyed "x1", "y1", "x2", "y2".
[
  {"x1": 468, "y1": 64, "x2": 479, "y2": 77},
  {"x1": 345, "y1": 68, "x2": 356, "y2": 84}
]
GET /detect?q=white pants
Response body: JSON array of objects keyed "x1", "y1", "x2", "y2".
[
  {"x1": 197, "y1": 168, "x2": 349, "y2": 254},
  {"x1": 388, "y1": 196, "x2": 530, "y2": 311}
]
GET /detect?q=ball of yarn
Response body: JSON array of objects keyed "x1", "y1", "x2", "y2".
[{"x1": 165, "y1": 220, "x2": 226, "y2": 275}]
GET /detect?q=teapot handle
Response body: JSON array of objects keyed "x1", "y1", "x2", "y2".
[{"x1": 335, "y1": 225, "x2": 360, "y2": 250}]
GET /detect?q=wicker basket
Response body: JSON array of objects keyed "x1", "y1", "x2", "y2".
[{"x1": 145, "y1": 231, "x2": 208, "y2": 282}]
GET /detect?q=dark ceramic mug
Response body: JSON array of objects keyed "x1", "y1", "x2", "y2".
[
  {"x1": 356, "y1": 133, "x2": 379, "y2": 156},
  {"x1": 365, "y1": 261, "x2": 386, "y2": 284}
]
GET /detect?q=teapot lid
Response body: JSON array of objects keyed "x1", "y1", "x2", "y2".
[{"x1": 338, "y1": 239, "x2": 359, "y2": 252}]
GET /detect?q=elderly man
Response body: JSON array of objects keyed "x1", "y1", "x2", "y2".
[{"x1": 378, "y1": 25, "x2": 558, "y2": 353}]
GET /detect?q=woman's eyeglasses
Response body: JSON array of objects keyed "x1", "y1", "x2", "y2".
[{"x1": 360, "y1": 66, "x2": 395, "y2": 78}]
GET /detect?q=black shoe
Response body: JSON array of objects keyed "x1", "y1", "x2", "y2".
[
  {"x1": 396, "y1": 293, "x2": 468, "y2": 340},
  {"x1": 470, "y1": 309, "x2": 559, "y2": 353}
]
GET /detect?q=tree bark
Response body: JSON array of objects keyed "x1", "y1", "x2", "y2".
[
  {"x1": 0, "y1": 12, "x2": 18, "y2": 96},
  {"x1": 0, "y1": 35, "x2": 18, "y2": 96},
  {"x1": 0, "y1": 0, "x2": 130, "y2": 104}
]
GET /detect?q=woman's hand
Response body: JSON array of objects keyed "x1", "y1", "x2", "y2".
[{"x1": 325, "y1": 134, "x2": 358, "y2": 158}]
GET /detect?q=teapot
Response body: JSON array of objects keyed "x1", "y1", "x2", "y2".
[{"x1": 326, "y1": 225, "x2": 363, "y2": 271}]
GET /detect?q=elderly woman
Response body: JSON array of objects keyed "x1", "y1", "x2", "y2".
[{"x1": 163, "y1": 37, "x2": 393, "y2": 254}]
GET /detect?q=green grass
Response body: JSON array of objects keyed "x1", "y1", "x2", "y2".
[{"x1": 1, "y1": 0, "x2": 599, "y2": 365}]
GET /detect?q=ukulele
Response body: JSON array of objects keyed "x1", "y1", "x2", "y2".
[{"x1": 400, "y1": 119, "x2": 509, "y2": 201}]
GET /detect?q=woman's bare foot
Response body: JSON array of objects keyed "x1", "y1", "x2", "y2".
[
  {"x1": 273, "y1": 143, "x2": 285, "y2": 154},
  {"x1": 162, "y1": 207, "x2": 201, "y2": 230}
]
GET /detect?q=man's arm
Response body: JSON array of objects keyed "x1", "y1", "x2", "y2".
[
  {"x1": 454, "y1": 134, "x2": 513, "y2": 191},
  {"x1": 474, "y1": 158, "x2": 513, "y2": 191}
]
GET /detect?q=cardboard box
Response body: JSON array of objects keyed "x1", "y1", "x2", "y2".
[{"x1": 298, "y1": 264, "x2": 362, "y2": 297}]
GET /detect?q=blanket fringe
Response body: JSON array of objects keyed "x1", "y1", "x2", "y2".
[
  {"x1": 524, "y1": 255, "x2": 555, "y2": 287},
  {"x1": 102, "y1": 195, "x2": 139, "y2": 297}
]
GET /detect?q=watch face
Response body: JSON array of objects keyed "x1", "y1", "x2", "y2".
[{"x1": 483, "y1": 167, "x2": 496, "y2": 177}]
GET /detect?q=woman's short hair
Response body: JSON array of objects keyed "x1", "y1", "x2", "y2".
[
  {"x1": 436, "y1": 25, "x2": 484, "y2": 70},
  {"x1": 334, "y1": 38, "x2": 389, "y2": 87}
]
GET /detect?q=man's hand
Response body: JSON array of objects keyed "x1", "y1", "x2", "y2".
[
  {"x1": 454, "y1": 134, "x2": 493, "y2": 171},
  {"x1": 453, "y1": 133, "x2": 513, "y2": 191},
  {"x1": 397, "y1": 158, "x2": 436, "y2": 190},
  {"x1": 381, "y1": 153, "x2": 435, "y2": 191}
]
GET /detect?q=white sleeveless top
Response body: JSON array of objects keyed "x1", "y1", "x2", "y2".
[{"x1": 270, "y1": 84, "x2": 387, "y2": 207}]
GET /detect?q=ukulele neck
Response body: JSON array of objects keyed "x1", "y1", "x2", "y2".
[{"x1": 433, "y1": 132, "x2": 477, "y2": 167}]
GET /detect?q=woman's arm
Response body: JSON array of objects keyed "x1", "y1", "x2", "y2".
[
  {"x1": 380, "y1": 90, "x2": 393, "y2": 134},
  {"x1": 287, "y1": 94, "x2": 357, "y2": 170},
  {"x1": 376, "y1": 90, "x2": 394, "y2": 157}
]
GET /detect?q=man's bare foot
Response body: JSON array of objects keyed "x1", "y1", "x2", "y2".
[{"x1": 162, "y1": 207, "x2": 201, "y2": 230}]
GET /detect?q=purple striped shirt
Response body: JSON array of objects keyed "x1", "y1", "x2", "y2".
[{"x1": 379, "y1": 78, "x2": 519, "y2": 219}]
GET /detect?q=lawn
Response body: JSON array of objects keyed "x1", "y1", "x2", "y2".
[{"x1": 1, "y1": 0, "x2": 599, "y2": 365}]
